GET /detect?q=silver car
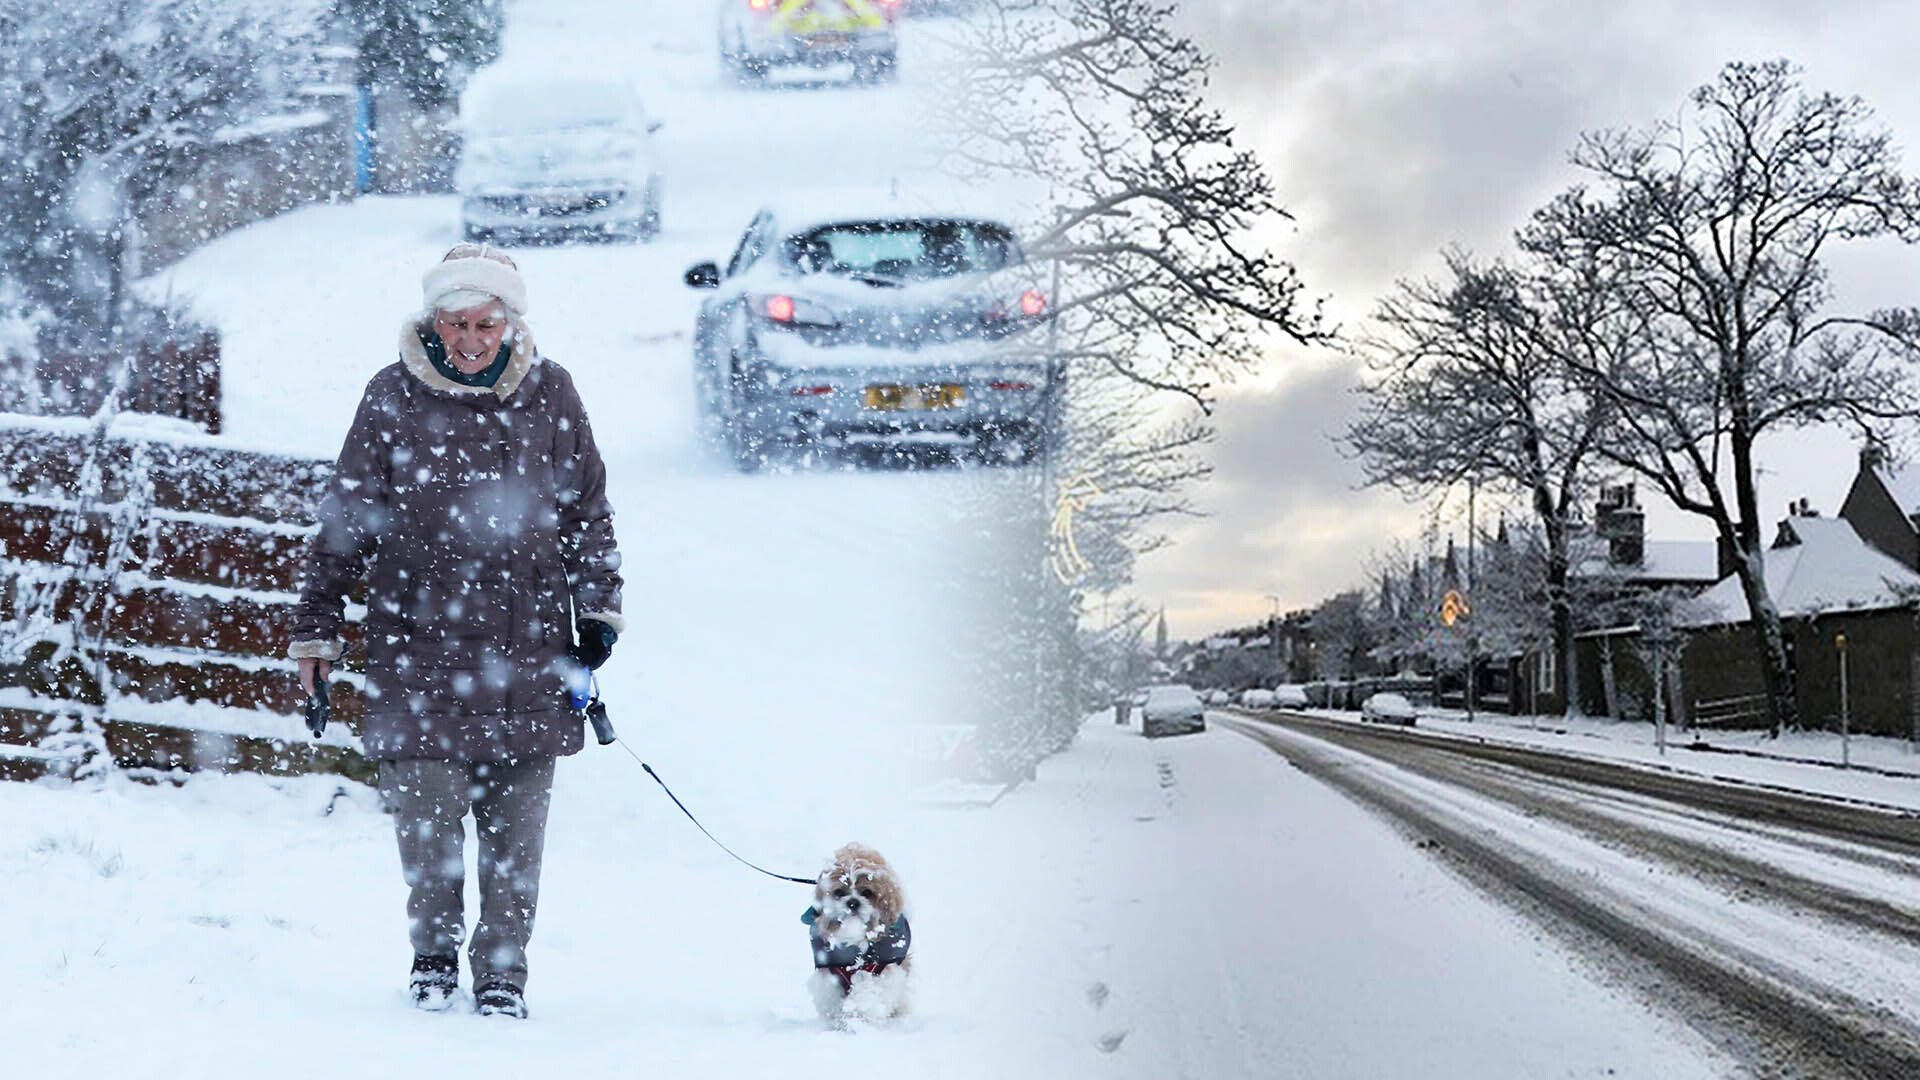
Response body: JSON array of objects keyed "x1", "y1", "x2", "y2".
[
  {"x1": 685, "y1": 199, "x2": 1055, "y2": 470},
  {"x1": 455, "y1": 68, "x2": 663, "y2": 244}
]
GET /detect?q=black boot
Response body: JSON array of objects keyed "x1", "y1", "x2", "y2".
[
  {"x1": 473, "y1": 976, "x2": 528, "y2": 1019},
  {"x1": 410, "y1": 954, "x2": 458, "y2": 1011}
]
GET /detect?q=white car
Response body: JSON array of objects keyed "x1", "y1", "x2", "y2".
[
  {"x1": 1238, "y1": 688, "x2": 1275, "y2": 710},
  {"x1": 1273, "y1": 684, "x2": 1308, "y2": 709},
  {"x1": 1203, "y1": 689, "x2": 1230, "y2": 706},
  {"x1": 1141, "y1": 684, "x2": 1205, "y2": 738},
  {"x1": 456, "y1": 68, "x2": 663, "y2": 244},
  {"x1": 1361, "y1": 692, "x2": 1418, "y2": 726}
]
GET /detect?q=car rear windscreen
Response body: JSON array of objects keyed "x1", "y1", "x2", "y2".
[{"x1": 785, "y1": 220, "x2": 1019, "y2": 280}]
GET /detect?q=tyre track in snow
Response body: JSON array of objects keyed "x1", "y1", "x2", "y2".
[
  {"x1": 1218, "y1": 714, "x2": 1920, "y2": 1080},
  {"x1": 1269, "y1": 720, "x2": 1920, "y2": 944}
]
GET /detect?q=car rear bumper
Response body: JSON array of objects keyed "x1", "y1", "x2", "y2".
[
  {"x1": 1143, "y1": 713, "x2": 1206, "y2": 737},
  {"x1": 461, "y1": 185, "x2": 653, "y2": 234},
  {"x1": 743, "y1": 340, "x2": 1051, "y2": 444},
  {"x1": 740, "y1": 28, "x2": 894, "y2": 66}
]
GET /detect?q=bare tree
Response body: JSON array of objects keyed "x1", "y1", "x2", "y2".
[
  {"x1": 0, "y1": 0, "x2": 323, "y2": 337},
  {"x1": 941, "y1": 0, "x2": 1326, "y2": 583},
  {"x1": 1343, "y1": 251, "x2": 1611, "y2": 716},
  {"x1": 1308, "y1": 590, "x2": 1373, "y2": 680},
  {"x1": 1522, "y1": 60, "x2": 1920, "y2": 734}
]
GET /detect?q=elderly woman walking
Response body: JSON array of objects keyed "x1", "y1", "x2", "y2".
[{"x1": 288, "y1": 244, "x2": 623, "y2": 1019}]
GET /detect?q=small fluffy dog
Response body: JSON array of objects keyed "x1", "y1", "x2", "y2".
[{"x1": 804, "y1": 843, "x2": 911, "y2": 1023}]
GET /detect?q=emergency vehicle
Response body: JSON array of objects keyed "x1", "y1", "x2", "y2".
[{"x1": 719, "y1": 0, "x2": 901, "y2": 84}]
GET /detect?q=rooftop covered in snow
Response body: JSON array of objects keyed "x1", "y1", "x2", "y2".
[{"x1": 1679, "y1": 515, "x2": 1920, "y2": 627}]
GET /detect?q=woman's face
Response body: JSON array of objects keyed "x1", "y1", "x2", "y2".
[{"x1": 433, "y1": 301, "x2": 509, "y2": 374}]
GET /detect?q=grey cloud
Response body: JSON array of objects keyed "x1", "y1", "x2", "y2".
[{"x1": 1135, "y1": 0, "x2": 1920, "y2": 637}]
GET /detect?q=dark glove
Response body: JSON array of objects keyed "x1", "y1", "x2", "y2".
[{"x1": 570, "y1": 618, "x2": 618, "y2": 671}]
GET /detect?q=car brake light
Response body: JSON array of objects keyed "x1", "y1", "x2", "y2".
[
  {"x1": 1020, "y1": 290, "x2": 1047, "y2": 317},
  {"x1": 988, "y1": 381, "x2": 1035, "y2": 392},
  {"x1": 791, "y1": 385, "x2": 834, "y2": 397},
  {"x1": 766, "y1": 295, "x2": 795, "y2": 322}
]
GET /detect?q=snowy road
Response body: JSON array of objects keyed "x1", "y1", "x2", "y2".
[{"x1": 1222, "y1": 712, "x2": 1920, "y2": 1078}]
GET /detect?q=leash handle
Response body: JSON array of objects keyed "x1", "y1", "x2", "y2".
[
  {"x1": 619, "y1": 741, "x2": 815, "y2": 885},
  {"x1": 587, "y1": 699, "x2": 617, "y2": 746}
]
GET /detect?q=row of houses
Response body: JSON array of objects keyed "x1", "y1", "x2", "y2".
[
  {"x1": 1185, "y1": 448, "x2": 1920, "y2": 739},
  {"x1": 1476, "y1": 451, "x2": 1920, "y2": 737}
]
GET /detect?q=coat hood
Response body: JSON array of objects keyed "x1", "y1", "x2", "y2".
[{"x1": 398, "y1": 313, "x2": 540, "y2": 401}]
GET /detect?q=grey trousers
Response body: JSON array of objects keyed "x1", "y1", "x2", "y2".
[{"x1": 377, "y1": 756, "x2": 557, "y2": 989}]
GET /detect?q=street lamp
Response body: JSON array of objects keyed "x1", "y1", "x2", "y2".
[{"x1": 1266, "y1": 594, "x2": 1281, "y2": 673}]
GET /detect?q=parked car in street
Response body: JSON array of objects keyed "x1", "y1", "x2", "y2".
[
  {"x1": 685, "y1": 197, "x2": 1055, "y2": 469},
  {"x1": 1238, "y1": 688, "x2": 1275, "y2": 709},
  {"x1": 1273, "y1": 684, "x2": 1308, "y2": 709},
  {"x1": 1361, "y1": 692, "x2": 1418, "y2": 726},
  {"x1": 1203, "y1": 689, "x2": 1230, "y2": 706},
  {"x1": 719, "y1": 0, "x2": 901, "y2": 84},
  {"x1": 1141, "y1": 684, "x2": 1206, "y2": 738},
  {"x1": 455, "y1": 67, "x2": 663, "y2": 245}
]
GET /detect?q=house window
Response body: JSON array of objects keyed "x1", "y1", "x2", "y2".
[{"x1": 1537, "y1": 649, "x2": 1557, "y2": 695}]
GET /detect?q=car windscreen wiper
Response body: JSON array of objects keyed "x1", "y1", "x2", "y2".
[{"x1": 843, "y1": 271, "x2": 905, "y2": 288}]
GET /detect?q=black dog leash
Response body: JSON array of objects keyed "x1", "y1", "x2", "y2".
[
  {"x1": 584, "y1": 685, "x2": 815, "y2": 886},
  {"x1": 303, "y1": 668, "x2": 811, "y2": 886}
]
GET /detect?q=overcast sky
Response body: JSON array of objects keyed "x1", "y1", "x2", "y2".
[{"x1": 1131, "y1": 0, "x2": 1920, "y2": 639}]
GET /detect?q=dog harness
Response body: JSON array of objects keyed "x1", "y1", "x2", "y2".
[{"x1": 803, "y1": 907, "x2": 911, "y2": 992}]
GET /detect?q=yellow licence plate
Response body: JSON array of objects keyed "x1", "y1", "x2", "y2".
[{"x1": 864, "y1": 384, "x2": 965, "y2": 411}]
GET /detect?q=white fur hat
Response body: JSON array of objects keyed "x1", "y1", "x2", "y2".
[{"x1": 423, "y1": 244, "x2": 527, "y2": 315}]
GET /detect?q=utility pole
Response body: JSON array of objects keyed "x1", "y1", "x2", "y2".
[
  {"x1": 1838, "y1": 632, "x2": 1851, "y2": 769},
  {"x1": 1465, "y1": 476, "x2": 1477, "y2": 722}
]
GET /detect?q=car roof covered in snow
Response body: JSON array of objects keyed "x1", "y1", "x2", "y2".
[
  {"x1": 759, "y1": 192, "x2": 1023, "y2": 240},
  {"x1": 1679, "y1": 515, "x2": 1920, "y2": 626},
  {"x1": 459, "y1": 64, "x2": 650, "y2": 129}
]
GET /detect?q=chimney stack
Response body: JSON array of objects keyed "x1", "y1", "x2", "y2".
[{"x1": 1595, "y1": 483, "x2": 1645, "y2": 566}]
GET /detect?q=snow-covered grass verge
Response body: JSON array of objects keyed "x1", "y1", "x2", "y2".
[{"x1": 1261, "y1": 705, "x2": 1920, "y2": 812}]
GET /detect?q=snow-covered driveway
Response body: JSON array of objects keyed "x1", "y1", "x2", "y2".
[{"x1": 135, "y1": 0, "x2": 1023, "y2": 831}]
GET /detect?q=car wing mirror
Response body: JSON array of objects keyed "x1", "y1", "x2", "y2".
[{"x1": 685, "y1": 262, "x2": 722, "y2": 289}]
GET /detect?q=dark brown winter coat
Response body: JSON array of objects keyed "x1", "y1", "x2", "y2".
[{"x1": 289, "y1": 316, "x2": 623, "y2": 761}]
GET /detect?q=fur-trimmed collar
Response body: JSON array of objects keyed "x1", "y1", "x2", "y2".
[{"x1": 398, "y1": 314, "x2": 539, "y2": 400}]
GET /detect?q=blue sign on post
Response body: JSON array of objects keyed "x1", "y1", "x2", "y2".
[{"x1": 352, "y1": 86, "x2": 374, "y2": 195}]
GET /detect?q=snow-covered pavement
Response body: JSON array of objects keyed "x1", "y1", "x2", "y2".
[{"x1": 6, "y1": 715, "x2": 1741, "y2": 1079}]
